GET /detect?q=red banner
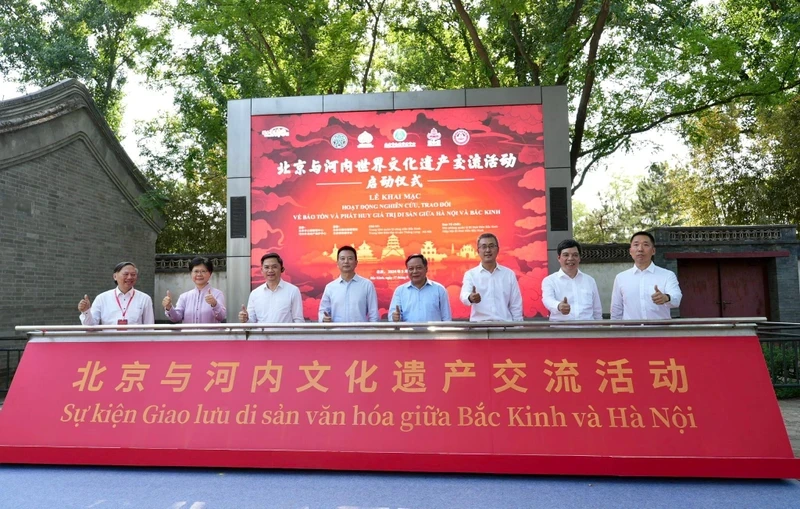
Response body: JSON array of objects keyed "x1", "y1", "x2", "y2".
[
  {"x1": 0, "y1": 333, "x2": 798, "y2": 478},
  {"x1": 250, "y1": 105, "x2": 548, "y2": 319}
]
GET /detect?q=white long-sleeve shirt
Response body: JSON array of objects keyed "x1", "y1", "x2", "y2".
[
  {"x1": 247, "y1": 280, "x2": 305, "y2": 323},
  {"x1": 80, "y1": 287, "x2": 154, "y2": 325},
  {"x1": 459, "y1": 264, "x2": 523, "y2": 322},
  {"x1": 610, "y1": 263, "x2": 682, "y2": 320},
  {"x1": 541, "y1": 269, "x2": 602, "y2": 321}
]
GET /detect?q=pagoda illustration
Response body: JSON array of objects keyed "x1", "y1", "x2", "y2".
[
  {"x1": 457, "y1": 244, "x2": 479, "y2": 259},
  {"x1": 325, "y1": 243, "x2": 339, "y2": 261},
  {"x1": 357, "y1": 241, "x2": 379, "y2": 263},
  {"x1": 381, "y1": 234, "x2": 405, "y2": 259},
  {"x1": 421, "y1": 240, "x2": 447, "y2": 262}
]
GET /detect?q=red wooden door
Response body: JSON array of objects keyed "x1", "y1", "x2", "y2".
[
  {"x1": 719, "y1": 259, "x2": 769, "y2": 318},
  {"x1": 677, "y1": 258, "x2": 770, "y2": 319},
  {"x1": 677, "y1": 259, "x2": 721, "y2": 318}
]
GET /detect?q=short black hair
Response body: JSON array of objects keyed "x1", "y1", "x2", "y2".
[
  {"x1": 630, "y1": 231, "x2": 655, "y2": 246},
  {"x1": 261, "y1": 252, "x2": 284, "y2": 269},
  {"x1": 405, "y1": 254, "x2": 427, "y2": 268},
  {"x1": 189, "y1": 257, "x2": 214, "y2": 273},
  {"x1": 557, "y1": 239, "x2": 582, "y2": 256},
  {"x1": 337, "y1": 245, "x2": 357, "y2": 261},
  {"x1": 113, "y1": 261, "x2": 136, "y2": 273},
  {"x1": 477, "y1": 233, "x2": 499, "y2": 247}
]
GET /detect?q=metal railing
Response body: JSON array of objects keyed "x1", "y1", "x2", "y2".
[
  {"x1": 757, "y1": 322, "x2": 800, "y2": 388},
  {"x1": 0, "y1": 348, "x2": 24, "y2": 395}
]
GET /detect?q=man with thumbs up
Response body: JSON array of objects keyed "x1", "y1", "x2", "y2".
[
  {"x1": 611, "y1": 231, "x2": 682, "y2": 320},
  {"x1": 389, "y1": 254, "x2": 451, "y2": 322},
  {"x1": 541, "y1": 239, "x2": 602, "y2": 321},
  {"x1": 78, "y1": 261, "x2": 154, "y2": 326},
  {"x1": 460, "y1": 233, "x2": 523, "y2": 322},
  {"x1": 240, "y1": 253, "x2": 304, "y2": 323}
]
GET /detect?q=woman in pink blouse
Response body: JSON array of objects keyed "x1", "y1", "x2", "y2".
[{"x1": 163, "y1": 257, "x2": 227, "y2": 323}]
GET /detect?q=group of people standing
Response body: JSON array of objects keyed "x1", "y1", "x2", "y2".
[
  {"x1": 77, "y1": 231, "x2": 681, "y2": 326},
  {"x1": 542, "y1": 231, "x2": 682, "y2": 321}
]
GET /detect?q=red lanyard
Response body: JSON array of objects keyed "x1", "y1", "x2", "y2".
[{"x1": 114, "y1": 289, "x2": 136, "y2": 318}]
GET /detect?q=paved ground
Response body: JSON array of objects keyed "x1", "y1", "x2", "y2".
[
  {"x1": 0, "y1": 466, "x2": 799, "y2": 509},
  {"x1": 778, "y1": 397, "x2": 800, "y2": 457}
]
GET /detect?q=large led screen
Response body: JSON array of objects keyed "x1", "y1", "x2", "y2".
[{"x1": 250, "y1": 105, "x2": 548, "y2": 319}]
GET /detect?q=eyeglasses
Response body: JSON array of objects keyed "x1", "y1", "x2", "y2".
[
  {"x1": 478, "y1": 244, "x2": 498, "y2": 250},
  {"x1": 191, "y1": 270, "x2": 210, "y2": 275}
]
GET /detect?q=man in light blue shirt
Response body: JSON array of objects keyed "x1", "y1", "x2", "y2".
[
  {"x1": 319, "y1": 246, "x2": 379, "y2": 322},
  {"x1": 389, "y1": 254, "x2": 452, "y2": 322}
]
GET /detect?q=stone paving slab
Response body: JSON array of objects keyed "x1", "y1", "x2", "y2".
[{"x1": 778, "y1": 397, "x2": 800, "y2": 457}]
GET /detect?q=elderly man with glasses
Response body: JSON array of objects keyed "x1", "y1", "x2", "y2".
[{"x1": 77, "y1": 261, "x2": 155, "y2": 326}]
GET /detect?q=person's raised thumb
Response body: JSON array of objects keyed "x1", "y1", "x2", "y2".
[
  {"x1": 241, "y1": 304, "x2": 246, "y2": 311},
  {"x1": 472, "y1": 286, "x2": 477, "y2": 293},
  {"x1": 396, "y1": 305, "x2": 400, "y2": 313},
  {"x1": 324, "y1": 311, "x2": 330, "y2": 317},
  {"x1": 562, "y1": 297, "x2": 568, "y2": 304},
  {"x1": 83, "y1": 294, "x2": 89, "y2": 301},
  {"x1": 167, "y1": 290, "x2": 172, "y2": 298},
  {"x1": 654, "y1": 285, "x2": 660, "y2": 293}
]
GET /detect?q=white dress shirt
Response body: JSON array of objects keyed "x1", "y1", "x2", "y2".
[
  {"x1": 460, "y1": 264, "x2": 523, "y2": 322},
  {"x1": 80, "y1": 287, "x2": 155, "y2": 325},
  {"x1": 610, "y1": 262, "x2": 682, "y2": 320},
  {"x1": 318, "y1": 274, "x2": 379, "y2": 322},
  {"x1": 247, "y1": 280, "x2": 305, "y2": 323},
  {"x1": 541, "y1": 269, "x2": 602, "y2": 321}
]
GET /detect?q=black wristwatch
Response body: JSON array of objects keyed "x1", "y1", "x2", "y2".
[{"x1": 665, "y1": 293, "x2": 671, "y2": 302}]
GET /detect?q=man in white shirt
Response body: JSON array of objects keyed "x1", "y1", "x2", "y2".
[
  {"x1": 78, "y1": 261, "x2": 155, "y2": 325},
  {"x1": 239, "y1": 253, "x2": 304, "y2": 323},
  {"x1": 541, "y1": 239, "x2": 602, "y2": 321},
  {"x1": 318, "y1": 246, "x2": 379, "y2": 322},
  {"x1": 459, "y1": 233, "x2": 523, "y2": 322},
  {"x1": 611, "y1": 231, "x2": 682, "y2": 320}
]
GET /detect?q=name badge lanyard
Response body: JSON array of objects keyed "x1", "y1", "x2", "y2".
[{"x1": 115, "y1": 289, "x2": 136, "y2": 319}]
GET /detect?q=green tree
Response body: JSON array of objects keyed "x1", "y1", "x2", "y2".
[
  {"x1": 0, "y1": 0, "x2": 163, "y2": 132},
  {"x1": 631, "y1": 163, "x2": 685, "y2": 229},
  {"x1": 386, "y1": 0, "x2": 800, "y2": 192},
  {"x1": 142, "y1": 0, "x2": 800, "y2": 251},
  {"x1": 676, "y1": 94, "x2": 800, "y2": 226},
  {"x1": 136, "y1": 0, "x2": 374, "y2": 252},
  {"x1": 573, "y1": 175, "x2": 637, "y2": 243}
]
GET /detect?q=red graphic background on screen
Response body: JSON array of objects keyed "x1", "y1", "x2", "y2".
[{"x1": 250, "y1": 105, "x2": 547, "y2": 319}]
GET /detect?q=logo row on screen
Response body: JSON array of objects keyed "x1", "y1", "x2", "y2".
[{"x1": 262, "y1": 127, "x2": 471, "y2": 149}]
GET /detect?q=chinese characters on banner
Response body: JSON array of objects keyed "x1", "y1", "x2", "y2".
[{"x1": 0, "y1": 335, "x2": 795, "y2": 477}]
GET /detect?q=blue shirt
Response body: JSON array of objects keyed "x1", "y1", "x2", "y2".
[
  {"x1": 389, "y1": 279, "x2": 452, "y2": 322},
  {"x1": 318, "y1": 274, "x2": 379, "y2": 322}
]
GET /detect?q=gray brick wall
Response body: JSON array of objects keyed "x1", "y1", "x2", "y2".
[{"x1": 0, "y1": 139, "x2": 157, "y2": 338}]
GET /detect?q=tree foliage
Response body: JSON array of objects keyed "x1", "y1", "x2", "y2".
[
  {"x1": 4, "y1": 0, "x2": 800, "y2": 252},
  {"x1": 574, "y1": 163, "x2": 684, "y2": 243},
  {"x1": 0, "y1": 0, "x2": 163, "y2": 132},
  {"x1": 130, "y1": 0, "x2": 377, "y2": 252},
  {"x1": 386, "y1": 0, "x2": 800, "y2": 192},
  {"x1": 676, "y1": 93, "x2": 800, "y2": 225}
]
